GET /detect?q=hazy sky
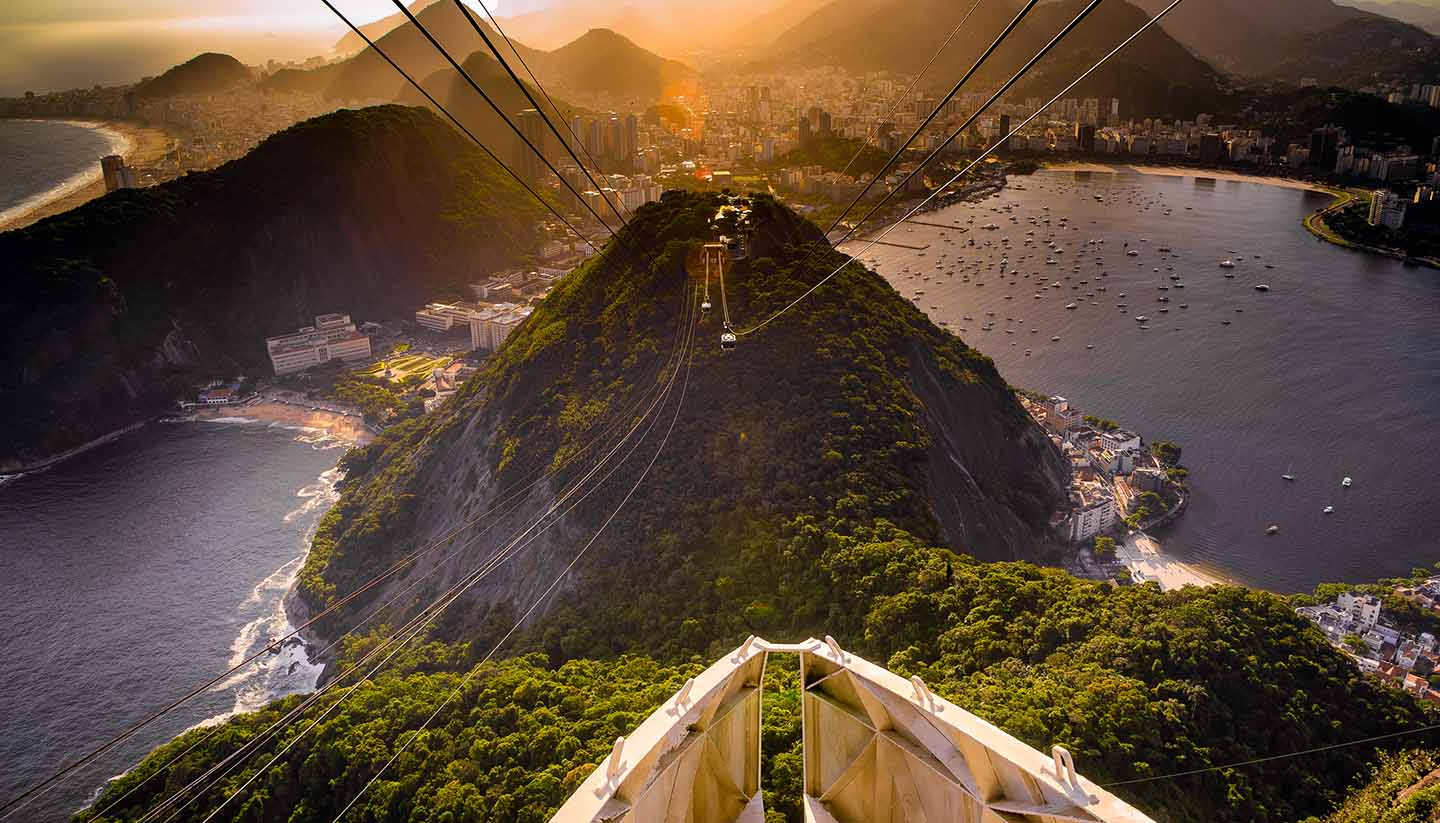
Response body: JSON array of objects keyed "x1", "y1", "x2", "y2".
[{"x1": 0, "y1": 0, "x2": 527, "y2": 96}]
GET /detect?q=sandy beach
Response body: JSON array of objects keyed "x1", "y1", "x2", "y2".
[
  {"x1": 191, "y1": 401, "x2": 375, "y2": 446},
  {"x1": 0, "y1": 119, "x2": 179, "y2": 233},
  {"x1": 1043, "y1": 161, "x2": 1327, "y2": 193},
  {"x1": 1117, "y1": 532, "x2": 1226, "y2": 591}
]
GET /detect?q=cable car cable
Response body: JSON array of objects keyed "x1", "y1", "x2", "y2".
[
  {"x1": 835, "y1": 0, "x2": 985, "y2": 181},
  {"x1": 450, "y1": 0, "x2": 627, "y2": 227},
  {"x1": 823, "y1": 0, "x2": 1042, "y2": 236},
  {"x1": 188, "y1": 296, "x2": 700, "y2": 823},
  {"x1": 324, "y1": 291, "x2": 700, "y2": 823},
  {"x1": 831, "y1": 0, "x2": 1110, "y2": 249},
  {"x1": 736, "y1": 0, "x2": 1187, "y2": 338},
  {"x1": 472, "y1": 0, "x2": 613, "y2": 193},
  {"x1": 386, "y1": 0, "x2": 632, "y2": 249}
]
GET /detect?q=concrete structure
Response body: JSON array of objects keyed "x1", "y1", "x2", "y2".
[
  {"x1": 100, "y1": 154, "x2": 137, "y2": 192},
  {"x1": 265, "y1": 313, "x2": 372, "y2": 375},
  {"x1": 1338, "y1": 592, "x2": 1382, "y2": 629},
  {"x1": 1369, "y1": 190, "x2": 1408, "y2": 229},
  {"x1": 416, "y1": 302, "x2": 533, "y2": 351},
  {"x1": 549, "y1": 637, "x2": 1154, "y2": 823},
  {"x1": 1066, "y1": 485, "x2": 1118, "y2": 544}
]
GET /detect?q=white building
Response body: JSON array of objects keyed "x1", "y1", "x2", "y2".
[
  {"x1": 414, "y1": 302, "x2": 482, "y2": 334},
  {"x1": 1098, "y1": 428, "x2": 1142, "y2": 453},
  {"x1": 1337, "y1": 592, "x2": 1382, "y2": 629},
  {"x1": 1067, "y1": 485, "x2": 1117, "y2": 543},
  {"x1": 265, "y1": 313, "x2": 372, "y2": 375},
  {"x1": 468, "y1": 304, "x2": 532, "y2": 351}
]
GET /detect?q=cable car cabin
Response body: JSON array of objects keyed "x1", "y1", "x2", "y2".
[
  {"x1": 723, "y1": 236, "x2": 746, "y2": 260},
  {"x1": 701, "y1": 299, "x2": 712, "y2": 313},
  {"x1": 720, "y1": 330, "x2": 737, "y2": 350},
  {"x1": 266, "y1": 637, "x2": 283, "y2": 655}
]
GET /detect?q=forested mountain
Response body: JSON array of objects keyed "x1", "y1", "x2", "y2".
[
  {"x1": 765, "y1": 0, "x2": 1226, "y2": 117},
  {"x1": 0, "y1": 106, "x2": 544, "y2": 470},
  {"x1": 134, "y1": 52, "x2": 254, "y2": 98},
  {"x1": 61, "y1": 174, "x2": 1440, "y2": 823},
  {"x1": 295, "y1": 190, "x2": 1071, "y2": 647}
]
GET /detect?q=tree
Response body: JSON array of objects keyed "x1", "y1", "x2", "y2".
[{"x1": 1093, "y1": 536, "x2": 1117, "y2": 558}]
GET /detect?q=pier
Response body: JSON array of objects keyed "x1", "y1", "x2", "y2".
[
  {"x1": 838, "y1": 238, "x2": 929, "y2": 251},
  {"x1": 903, "y1": 218, "x2": 970, "y2": 231}
]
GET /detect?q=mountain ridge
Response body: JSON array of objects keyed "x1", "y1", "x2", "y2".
[
  {"x1": 764, "y1": 0, "x2": 1227, "y2": 118},
  {"x1": 0, "y1": 105, "x2": 545, "y2": 470}
]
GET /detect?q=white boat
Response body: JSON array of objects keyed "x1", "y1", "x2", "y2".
[
  {"x1": 1282, "y1": 464, "x2": 1294, "y2": 481},
  {"x1": 1220, "y1": 260, "x2": 1236, "y2": 268},
  {"x1": 1323, "y1": 506, "x2": 1334, "y2": 514},
  {"x1": 1342, "y1": 476, "x2": 1353, "y2": 488},
  {"x1": 1266, "y1": 525, "x2": 1280, "y2": 535},
  {"x1": 1255, "y1": 284, "x2": 1271, "y2": 292}
]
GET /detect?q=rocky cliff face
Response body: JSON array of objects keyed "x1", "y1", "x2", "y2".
[
  {"x1": 299, "y1": 191, "x2": 1069, "y2": 655},
  {"x1": 0, "y1": 105, "x2": 544, "y2": 469}
]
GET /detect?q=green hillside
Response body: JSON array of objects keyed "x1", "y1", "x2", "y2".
[
  {"x1": 73, "y1": 190, "x2": 1440, "y2": 823},
  {"x1": 0, "y1": 105, "x2": 545, "y2": 469}
]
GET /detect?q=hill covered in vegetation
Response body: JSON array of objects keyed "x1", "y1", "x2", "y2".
[
  {"x1": 134, "y1": 52, "x2": 253, "y2": 98},
  {"x1": 72, "y1": 192, "x2": 1440, "y2": 823},
  {"x1": 0, "y1": 105, "x2": 545, "y2": 470}
]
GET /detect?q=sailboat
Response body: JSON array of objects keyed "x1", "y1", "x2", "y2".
[{"x1": 1281, "y1": 464, "x2": 1295, "y2": 482}]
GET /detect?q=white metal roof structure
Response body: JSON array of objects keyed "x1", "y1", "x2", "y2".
[{"x1": 549, "y1": 636, "x2": 1156, "y2": 823}]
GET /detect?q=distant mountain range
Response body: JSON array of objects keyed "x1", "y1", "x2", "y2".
[
  {"x1": 1341, "y1": 0, "x2": 1440, "y2": 34},
  {"x1": 332, "y1": 0, "x2": 444, "y2": 55},
  {"x1": 491, "y1": 0, "x2": 833, "y2": 54},
  {"x1": 1129, "y1": 0, "x2": 1439, "y2": 85},
  {"x1": 765, "y1": 0, "x2": 1227, "y2": 118},
  {"x1": 273, "y1": 1, "x2": 694, "y2": 107}
]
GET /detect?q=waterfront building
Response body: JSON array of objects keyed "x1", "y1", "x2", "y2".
[
  {"x1": 1338, "y1": 592, "x2": 1382, "y2": 629},
  {"x1": 1066, "y1": 484, "x2": 1117, "y2": 543},
  {"x1": 1098, "y1": 428, "x2": 1142, "y2": 453},
  {"x1": 265, "y1": 313, "x2": 372, "y2": 375},
  {"x1": 100, "y1": 155, "x2": 137, "y2": 191},
  {"x1": 1368, "y1": 190, "x2": 1408, "y2": 229}
]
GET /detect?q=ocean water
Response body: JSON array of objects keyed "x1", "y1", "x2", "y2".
[
  {"x1": 0, "y1": 119, "x2": 125, "y2": 227},
  {"x1": 0, "y1": 421, "x2": 344, "y2": 822},
  {"x1": 852, "y1": 169, "x2": 1440, "y2": 592}
]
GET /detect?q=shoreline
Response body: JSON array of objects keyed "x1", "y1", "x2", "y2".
[
  {"x1": 1117, "y1": 531, "x2": 1227, "y2": 590},
  {"x1": 0, "y1": 117, "x2": 179, "y2": 233},
  {"x1": 188, "y1": 401, "x2": 375, "y2": 447},
  {"x1": 1040, "y1": 161, "x2": 1328, "y2": 193},
  {"x1": 0, "y1": 421, "x2": 148, "y2": 477}
]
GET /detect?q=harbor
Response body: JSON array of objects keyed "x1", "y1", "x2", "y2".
[{"x1": 853, "y1": 168, "x2": 1438, "y2": 592}]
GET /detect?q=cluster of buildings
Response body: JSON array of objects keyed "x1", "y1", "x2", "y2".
[
  {"x1": 2, "y1": 84, "x2": 334, "y2": 186},
  {"x1": 1020, "y1": 395, "x2": 1172, "y2": 545},
  {"x1": 265, "y1": 313, "x2": 373, "y2": 376},
  {"x1": 1297, "y1": 584, "x2": 1440, "y2": 703},
  {"x1": 414, "y1": 300, "x2": 533, "y2": 352}
]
